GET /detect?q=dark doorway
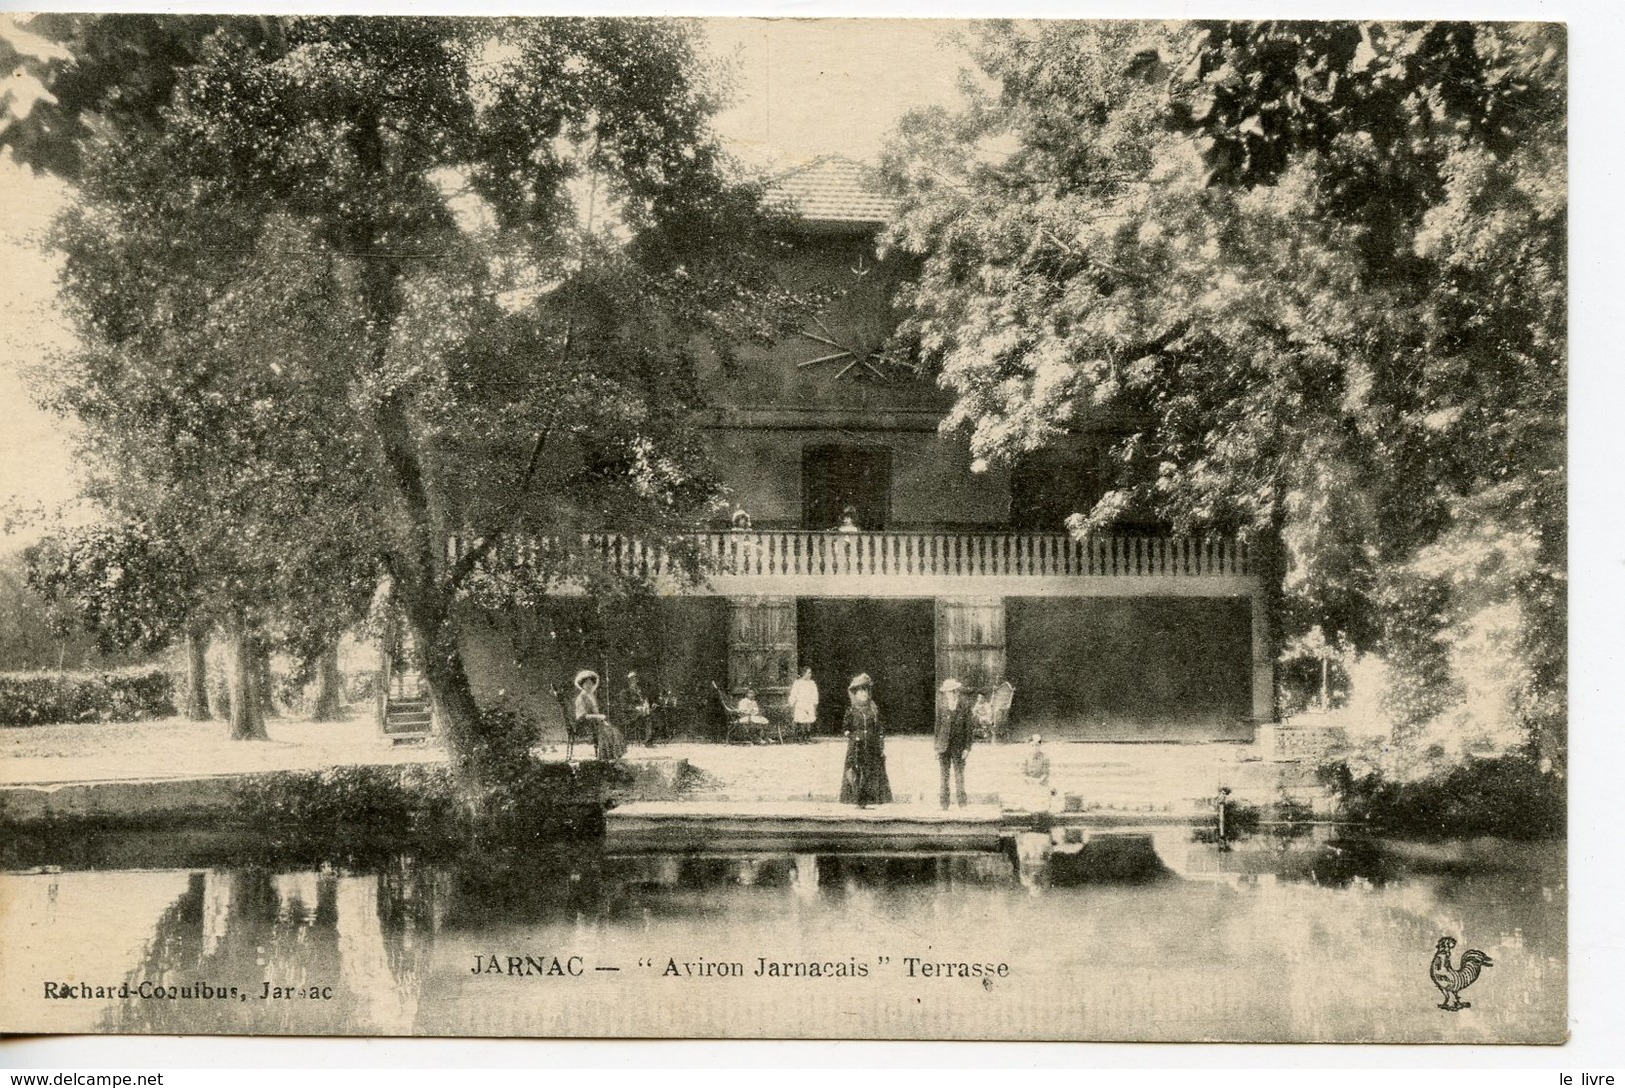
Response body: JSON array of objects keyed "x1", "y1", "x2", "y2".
[
  {"x1": 796, "y1": 598, "x2": 935, "y2": 735},
  {"x1": 802, "y1": 445, "x2": 892, "y2": 531},
  {"x1": 1004, "y1": 596, "x2": 1253, "y2": 740}
]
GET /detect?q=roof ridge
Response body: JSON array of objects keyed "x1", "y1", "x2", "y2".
[
  {"x1": 766, "y1": 151, "x2": 870, "y2": 181},
  {"x1": 764, "y1": 154, "x2": 898, "y2": 226}
]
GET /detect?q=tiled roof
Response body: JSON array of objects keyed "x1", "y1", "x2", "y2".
[{"x1": 766, "y1": 155, "x2": 899, "y2": 225}]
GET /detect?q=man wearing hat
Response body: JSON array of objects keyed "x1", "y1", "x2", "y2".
[
  {"x1": 620, "y1": 670, "x2": 654, "y2": 747},
  {"x1": 934, "y1": 678, "x2": 976, "y2": 809}
]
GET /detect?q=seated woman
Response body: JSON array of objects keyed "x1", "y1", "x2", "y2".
[
  {"x1": 573, "y1": 670, "x2": 626, "y2": 762},
  {"x1": 1020, "y1": 733, "x2": 1054, "y2": 812},
  {"x1": 735, "y1": 688, "x2": 771, "y2": 743},
  {"x1": 972, "y1": 691, "x2": 995, "y2": 740}
]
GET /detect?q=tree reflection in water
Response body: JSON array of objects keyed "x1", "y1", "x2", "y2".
[
  {"x1": 109, "y1": 870, "x2": 351, "y2": 1034},
  {"x1": 88, "y1": 836, "x2": 1564, "y2": 1041}
]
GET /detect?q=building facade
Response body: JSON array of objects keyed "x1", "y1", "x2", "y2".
[{"x1": 456, "y1": 157, "x2": 1272, "y2": 743}]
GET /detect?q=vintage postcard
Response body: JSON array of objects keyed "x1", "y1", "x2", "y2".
[{"x1": 0, "y1": 15, "x2": 1566, "y2": 1043}]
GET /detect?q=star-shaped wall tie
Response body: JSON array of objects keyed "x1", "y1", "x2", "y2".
[{"x1": 795, "y1": 314, "x2": 897, "y2": 382}]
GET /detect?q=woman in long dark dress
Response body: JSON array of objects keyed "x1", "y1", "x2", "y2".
[{"x1": 838, "y1": 673, "x2": 892, "y2": 807}]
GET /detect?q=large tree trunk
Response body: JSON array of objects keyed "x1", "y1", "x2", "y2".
[
  {"x1": 398, "y1": 581, "x2": 490, "y2": 782},
  {"x1": 182, "y1": 623, "x2": 211, "y2": 721},
  {"x1": 224, "y1": 623, "x2": 269, "y2": 741},
  {"x1": 311, "y1": 640, "x2": 345, "y2": 721},
  {"x1": 354, "y1": 193, "x2": 494, "y2": 791},
  {"x1": 372, "y1": 385, "x2": 496, "y2": 791}
]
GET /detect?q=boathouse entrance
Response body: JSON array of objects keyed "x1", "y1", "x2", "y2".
[{"x1": 796, "y1": 597, "x2": 935, "y2": 735}]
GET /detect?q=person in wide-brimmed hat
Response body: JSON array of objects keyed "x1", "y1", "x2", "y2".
[
  {"x1": 838, "y1": 672, "x2": 891, "y2": 807},
  {"x1": 934, "y1": 677, "x2": 975, "y2": 810},
  {"x1": 571, "y1": 669, "x2": 625, "y2": 762}
]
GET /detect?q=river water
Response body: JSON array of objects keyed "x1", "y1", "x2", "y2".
[{"x1": 1, "y1": 830, "x2": 1564, "y2": 1042}]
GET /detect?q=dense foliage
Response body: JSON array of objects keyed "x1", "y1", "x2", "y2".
[
  {"x1": 0, "y1": 665, "x2": 175, "y2": 725},
  {"x1": 229, "y1": 743, "x2": 617, "y2": 851},
  {"x1": 882, "y1": 21, "x2": 1565, "y2": 763},
  {"x1": 0, "y1": 551, "x2": 118, "y2": 671},
  {"x1": 23, "y1": 521, "x2": 196, "y2": 657},
  {"x1": 1321, "y1": 754, "x2": 1564, "y2": 839},
  {"x1": 3, "y1": 15, "x2": 804, "y2": 780}
]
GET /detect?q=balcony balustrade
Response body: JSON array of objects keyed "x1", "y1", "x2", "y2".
[{"x1": 448, "y1": 530, "x2": 1253, "y2": 597}]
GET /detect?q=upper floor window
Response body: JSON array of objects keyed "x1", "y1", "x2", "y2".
[{"x1": 802, "y1": 444, "x2": 891, "y2": 531}]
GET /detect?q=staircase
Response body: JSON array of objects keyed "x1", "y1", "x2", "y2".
[{"x1": 380, "y1": 670, "x2": 433, "y2": 746}]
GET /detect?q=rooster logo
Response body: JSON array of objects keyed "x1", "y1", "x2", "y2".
[{"x1": 1430, "y1": 936, "x2": 1493, "y2": 1011}]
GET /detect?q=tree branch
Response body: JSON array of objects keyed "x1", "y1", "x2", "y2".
[{"x1": 447, "y1": 426, "x2": 551, "y2": 587}]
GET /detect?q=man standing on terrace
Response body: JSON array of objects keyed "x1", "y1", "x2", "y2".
[{"x1": 935, "y1": 678, "x2": 975, "y2": 810}]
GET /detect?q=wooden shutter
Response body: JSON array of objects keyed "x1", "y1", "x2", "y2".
[
  {"x1": 727, "y1": 597, "x2": 797, "y2": 695},
  {"x1": 935, "y1": 597, "x2": 1005, "y2": 694}
]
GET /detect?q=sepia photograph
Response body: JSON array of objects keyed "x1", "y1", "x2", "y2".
[{"x1": 0, "y1": 12, "x2": 1571, "y2": 1046}]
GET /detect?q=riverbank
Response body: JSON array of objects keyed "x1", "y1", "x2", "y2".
[{"x1": 3, "y1": 711, "x2": 1329, "y2": 815}]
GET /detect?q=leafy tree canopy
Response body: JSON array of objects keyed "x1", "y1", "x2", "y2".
[
  {"x1": 4, "y1": 14, "x2": 806, "y2": 777},
  {"x1": 882, "y1": 20, "x2": 1564, "y2": 756}
]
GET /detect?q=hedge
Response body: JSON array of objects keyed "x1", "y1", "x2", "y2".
[
  {"x1": 228, "y1": 758, "x2": 620, "y2": 855},
  {"x1": 0, "y1": 666, "x2": 177, "y2": 726}
]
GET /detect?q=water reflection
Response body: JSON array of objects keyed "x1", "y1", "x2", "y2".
[{"x1": 0, "y1": 831, "x2": 1566, "y2": 1042}]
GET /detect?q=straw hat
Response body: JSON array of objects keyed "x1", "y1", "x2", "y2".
[
  {"x1": 574, "y1": 669, "x2": 599, "y2": 688},
  {"x1": 939, "y1": 678, "x2": 964, "y2": 694},
  {"x1": 847, "y1": 672, "x2": 872, "y2": 692}
]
